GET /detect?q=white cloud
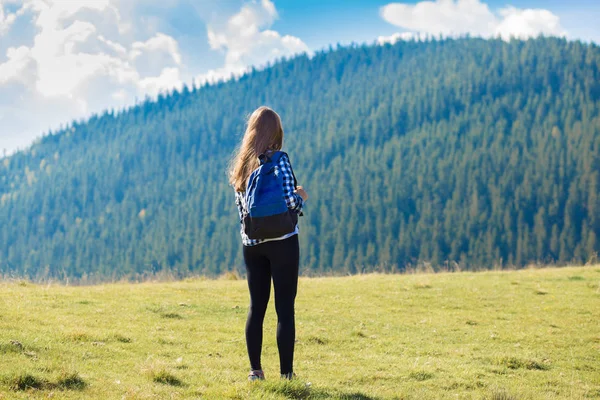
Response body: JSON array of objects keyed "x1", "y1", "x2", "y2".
[
  {"x1": 495, "y1": 7, "x2": 563, "y2": 40},
  {"x1": 380, "y1": 0, "x2": 566, "y2": 42},
  {"x1": 0, "y1": 0, "x2": 311, "y2": 154},
  {"x1": 0, "y1": 45, "x2": 35, "y2": 85},
  {"x1": 0, "y1": 0, "x2": 184, "y2": 153},
  {"x1": 377, "y1": 31, "x2": 429, "y2": 45},
  {"x1": 0, "y1": 0, "x2": 24, "y2": 36},
  {"x1": 10, "y1": 0, "x2": 183, "y2": 97},
  {"x1": 198, "y1": 0, "x2": 309, "y2": 83},
  {"x1": 0, "y1": 9, "x2": 15, "y2": 35},
  {"x1": 260, "y1": 0, "x2": 277, "y2": 20},
  {"x1": 138, "y1": 67, "x2": 182, "y2": 95},
  {"x1": 131, "y1": 33, "x2": 182, "y2": 65}
]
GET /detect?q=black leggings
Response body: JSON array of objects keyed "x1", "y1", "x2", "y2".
[{"x1": 243, "y1": 234, "x2": 299, "y2": 375}]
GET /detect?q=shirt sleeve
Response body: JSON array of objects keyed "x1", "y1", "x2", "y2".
[
  {"x1": 235, "y1": 191, "x2": 245, "y2": 221},
  {"x1": 278, "y1": 153, "x2": 304, "y2": 214}
]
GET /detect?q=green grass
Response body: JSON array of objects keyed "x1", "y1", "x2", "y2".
[{"x1": 0, "y1": 266, "x2": 599, "y2": 399}]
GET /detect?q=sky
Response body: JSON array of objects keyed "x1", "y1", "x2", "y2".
[{"x1": 1, "y1": 0, "x2": 599, "y2": 155}]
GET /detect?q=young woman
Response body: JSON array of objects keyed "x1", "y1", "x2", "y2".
[{"x1": 229, "y1": 106, "x2": 308, "y2": 381}]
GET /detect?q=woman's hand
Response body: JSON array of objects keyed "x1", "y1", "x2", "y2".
[{"x1": 295, "y1": 186, "x2": 308, "y2": 201}]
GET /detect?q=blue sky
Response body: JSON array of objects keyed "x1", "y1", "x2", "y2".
[
  {"x1": 273, "y1": 0, "x2": 600, "y2": 47},
  {"x1": 0, "y1": 0, "x2": 599, "y2": 154}
]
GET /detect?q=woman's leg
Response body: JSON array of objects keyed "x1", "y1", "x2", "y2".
[
  {"x1": 243, "y1": 245, "x2": 271, "y2": 371},
  {"x1": 267, "y1": 235, "x2": 300, "y2": 375}
]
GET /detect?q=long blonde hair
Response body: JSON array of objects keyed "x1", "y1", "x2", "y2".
[{"x1": 229, "y1": 106, "x2": 284, "y2": 192}]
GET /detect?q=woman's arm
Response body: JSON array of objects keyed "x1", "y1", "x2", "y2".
[{"x1": 278, "y1": 153, "x2": 304, "y2": 214}]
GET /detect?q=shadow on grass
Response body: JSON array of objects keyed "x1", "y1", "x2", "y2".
[
  {"x1": 0, "y1": 339, "x2": 38, "y2": 356},
  {"x1": 152, "y1": 370, "x2": 184, "y2": 386},
  {"x1": 337, "y1": 393, "x2": 382, "y2": 400},
  {"x1": 484, "y1": 387, "x2": 518, "y2": 400},
  {"x1": 110, "y1": 333, "x2": 133, "y2": 343},
  {"x1": 408, "y1": 370, "x2": 434, "y2": 381},
  {"x1": 143, "y1": 365, "x2": 186, "y2": 387},
  {"x1": 306, "y1": 336, "x2": 329, "y2": 345},
  {"x1": 7, "y1": 374, "x2": 47, "y2": 391},
  {"x1": 4, "y1": 372, "x2": 86, "y2": 391},
  {"x1": 256, "y1": 380, "x2": 383, "y2": 400},
  {"x1": 495, "y1": 356, "x2": 550, "y2": 371},
  {"x1": 161, "y1": 312, "x2": 184, "y2": 319},
  {"x1": 56, "y1": 372, "x2": 86, "y2": 390}
]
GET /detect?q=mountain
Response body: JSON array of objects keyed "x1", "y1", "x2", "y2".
[{"x1": 1, "y1": 37, "x2": 599, "y2": 281}]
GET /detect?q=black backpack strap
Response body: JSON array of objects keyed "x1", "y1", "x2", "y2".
[{"x1": 258, "y1": 153, "x2": 269, "y2": 165}]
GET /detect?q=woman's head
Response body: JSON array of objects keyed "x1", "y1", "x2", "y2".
[{"x1": 229, "y1": 106, "x2": 284, "y2": 192}]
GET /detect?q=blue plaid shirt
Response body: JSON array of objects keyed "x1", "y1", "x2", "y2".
[{"x1": 235, "y1": 152, "x2": 304, "y2": 246}]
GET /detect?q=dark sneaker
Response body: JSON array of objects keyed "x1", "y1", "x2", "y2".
[
  {"x1": 280, "y1": 372, "x2": 296, "y2": 380},
  {"x1": 248, "y1": 370, "x2": 265, "y2": 381}
]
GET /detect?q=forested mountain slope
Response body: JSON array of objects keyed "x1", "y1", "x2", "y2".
[{"x1": 1, "y1": 37, "x2": 599, "y2": 280}]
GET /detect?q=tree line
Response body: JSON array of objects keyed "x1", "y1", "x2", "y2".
[{"x1": 1, "y1": 37, "x2": 599, "y2": 280}]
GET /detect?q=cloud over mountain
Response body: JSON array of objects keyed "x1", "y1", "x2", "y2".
[
  {"x1": 379, "y1": 0, "x2": 566, "y2": 43},
  {"x1": 198, "y1": 0, "x2": 308, "y2": 83}
]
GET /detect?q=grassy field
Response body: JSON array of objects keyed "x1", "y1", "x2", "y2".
[{"x1": 0, "y1": 266, "x2": 599, "y2": 399}]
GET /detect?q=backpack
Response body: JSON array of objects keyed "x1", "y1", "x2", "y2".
[{"x1": 243, "y1": 151, "x2": 298, "y2": 240}]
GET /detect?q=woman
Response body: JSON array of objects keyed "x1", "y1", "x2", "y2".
[{"x1": 229, "y1": 106, "x2": 308, "y2": 381}]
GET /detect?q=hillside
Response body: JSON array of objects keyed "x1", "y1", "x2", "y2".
[
  {"x1": 1, "y1": 37, "x2": 600, "y2": 280},
  {"x1": 0, "y1": 266, "x2": 599, "y2": 399}
]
